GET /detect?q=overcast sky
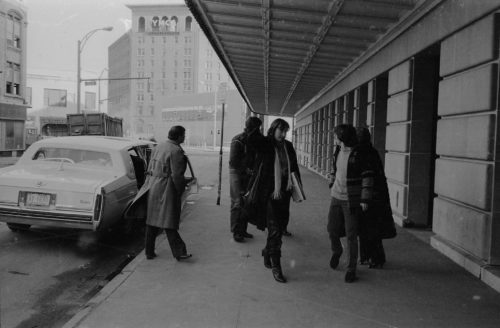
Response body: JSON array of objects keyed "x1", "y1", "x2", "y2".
[{"x1": 24, "y1": 0, "x2": 184, "y2": 77}]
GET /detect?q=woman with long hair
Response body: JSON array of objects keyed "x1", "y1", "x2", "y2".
[
  {"x1": 260, "y1": 118, "x2": 301, "y2": 283},
  {"x1": 356, "y1": 127, "x2": 396, "y2": 268}
]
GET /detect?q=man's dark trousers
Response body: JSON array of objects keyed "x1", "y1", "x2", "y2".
[
  {"x1": 230, "y1": 170, "x2": 248, "y2": 235},
  {"x1": 145, "y1": 225, "x2": 186, "y2": 258}
]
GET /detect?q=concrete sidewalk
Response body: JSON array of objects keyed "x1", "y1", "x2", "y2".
[{"x1": 66, "y1": 169, "x2": 500, "y2": 328}]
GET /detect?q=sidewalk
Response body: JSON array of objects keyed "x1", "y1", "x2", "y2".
[{"x1": 66, "y1": 168, "x2": 500, "y2": 328}]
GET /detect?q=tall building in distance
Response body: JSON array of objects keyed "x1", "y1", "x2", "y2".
[
  {"x1": 108, "y1": 31, "x2": 132, "y2": 133},
  {"x1": 0, "y1": 0, "x2": 28, "y2": 155},
  {"x1": 108, "y1": 3, "x2": 244, "y2": 142}
]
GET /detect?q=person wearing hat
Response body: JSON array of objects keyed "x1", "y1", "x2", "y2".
[{"x1": 229, "y1": 116, "x2": 264, "y2": 242}]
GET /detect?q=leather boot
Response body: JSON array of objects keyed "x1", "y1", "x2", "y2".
[
  {"x1": 262, "y1": 249, "x2": 271, "y2": 269},
  {"x1": 270, "y1": 255, "x2": 287, "y2": 283}
]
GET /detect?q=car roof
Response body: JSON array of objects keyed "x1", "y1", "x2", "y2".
[{"x1": 35, "y1": 136, "x2": 155, "y2": 151}]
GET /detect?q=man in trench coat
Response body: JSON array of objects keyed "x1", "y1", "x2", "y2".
[{"x1": 128, "y1": 125, "x2": 192, "y2": 260}]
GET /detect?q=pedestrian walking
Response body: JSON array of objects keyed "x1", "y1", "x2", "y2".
[
  {"x1": 260, "y1": 118, "x2": 302, "y2": 283},
  {"x1": 127, "y1": 126, "x2": 193, "y2": 261},
  {"x1": 327, "y1": 124, "x2": 374, "y2": 283},
  {"x1": 229, "y1": 116, "x2": 264, "y2": 242},
  {"x1": 356, "y1": 127, "x2": 396, "y2": 268}
]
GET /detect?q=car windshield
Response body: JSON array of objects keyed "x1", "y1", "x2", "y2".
[{"x1": 32, "y1": 147, "x2": 113, "y2": 167}]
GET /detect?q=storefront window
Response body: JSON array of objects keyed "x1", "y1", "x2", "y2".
[{"x1": 0, "y1": 121, "x2": 24, "y2": 150}]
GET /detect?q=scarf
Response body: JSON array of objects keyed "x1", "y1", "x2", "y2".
[{"x1": 272, "y1": 142, "x2": 292, "y2": 200}]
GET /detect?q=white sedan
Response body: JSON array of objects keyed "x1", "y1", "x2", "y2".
[{"x1": 0, "y1": 136, "x2": 196, "y2": 233}]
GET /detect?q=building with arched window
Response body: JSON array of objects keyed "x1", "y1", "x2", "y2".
[
  {"x1": 108, "y1": 3, "x2": 242, "y2": 142},
  {"x1": 0, "y1": 0, "x2": 28, "y2": 156},
  {"x1": 138, "y1": 16, "x2": 145, "y2": 32}
]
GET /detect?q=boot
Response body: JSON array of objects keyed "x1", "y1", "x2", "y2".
[
  {"x1": 270, "y1": 255, "x2": 287, "y2": 283},
  {"x1": 262, "y1": 249, "x2": 271, "y2": 269}
]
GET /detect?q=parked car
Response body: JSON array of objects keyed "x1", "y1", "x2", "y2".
[{"x1": 0, "y1": 136, "x2": 197, "y2": 233}]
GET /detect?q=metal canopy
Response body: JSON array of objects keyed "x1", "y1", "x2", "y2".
[{"x1": 186, "y1": 0, "x2": 424, "y2": 116}]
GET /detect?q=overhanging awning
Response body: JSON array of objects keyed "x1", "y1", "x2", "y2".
[{"x1": 186, "y1": 0, "x2": 430, "y2": 116}]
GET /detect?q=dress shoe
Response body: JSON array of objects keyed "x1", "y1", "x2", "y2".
[
  {"x1": 233, "y1": 233, "x2": 244, "y2": 243},
  {"x1": 282, "y1": 230, "x2": 292, "y2": 237},
  {"x1": 175, "y1": 254, "x2": 192, "y2": 261},
  {"x1": 345, "y1": 271, "x2": 357, "y2": 283},
  {"x1": 146, "y1": 253, "x2": 157, "y2": 260},
  {"x1": 242, "y1": 232, "x2": 254, "y2": 239},
  {"x1": 330, "y1": 254, "x2": 340, "y2": 269},
  {"x1": 262, "y1": 249, "x2": 271, "y2": 269}
]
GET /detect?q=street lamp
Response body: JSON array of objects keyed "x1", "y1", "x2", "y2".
[
  {"x1": 77, "y1": 26, "x2": 113, "y2": 114},
  {"x1": 97, "y1": 67, "x2": 108, "y2": 113}
]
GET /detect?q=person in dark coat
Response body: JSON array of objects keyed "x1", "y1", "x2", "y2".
[
  {"x1": 356, "y1": 127, "x2": 396, "y2": 268},
  {"x1": 260, "y1": 118, "x2": 301, "y2": 283},
  {"x1": 229, "y1": 116, "x2": 264, "y2": 243},
  {"x1": 327, "y1": 124, "x2": 374, "y2": 283},
  {"x1": 128, "y1": 126, "x2": 193, "y2": 261}
]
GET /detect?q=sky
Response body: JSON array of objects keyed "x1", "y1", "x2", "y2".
[{"x1": 23, "y1": 0, "x2": 184, "y2": 77}]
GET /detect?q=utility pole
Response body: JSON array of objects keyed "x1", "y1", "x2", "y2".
[
  {"x1": 216, "y1": 82, "x2": 228, "y2": 205},
  {"x1": 213, "y1": 89, "x2": 217, "y2": 149},
  {"x1": 77, "y1": 40, "x2": 81, "y2": 113},
  {"x1": 216, "y1": 101, "x2": 225, "y2": 205}
]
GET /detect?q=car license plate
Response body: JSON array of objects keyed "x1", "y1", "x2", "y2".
[{"x1": 26, "y1": 192, "x2": 52, "y2": 207}]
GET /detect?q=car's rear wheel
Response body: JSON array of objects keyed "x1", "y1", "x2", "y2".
[{"x1": 7, "y1": 223, "x2": 31, "y2": 232}]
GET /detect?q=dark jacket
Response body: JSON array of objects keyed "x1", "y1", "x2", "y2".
[
  {"x1": 229, "y1": 130, "x2": 265, "y2": 175},
  {"x1": 244, "y1": 138, "x2": 301, "y2": 230},
  {"x1": 357, "y1": 143, "x2": 396, "y2": 239},
  {"x1": 329, "y1": 145, "x2": 374, "y2": 208},
  {"x1": 126, "y1": 140, "x2": 188, "y2": 230}
]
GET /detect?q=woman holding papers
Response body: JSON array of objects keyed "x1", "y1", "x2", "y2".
[{"x1": 260, "y1": 118, "x2": 302, "y2": 283}]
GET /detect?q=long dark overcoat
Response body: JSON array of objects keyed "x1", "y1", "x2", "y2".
[
  {"x1": 243, "y1": 138, "x2": 301, "y2": 231},
  {"x1": 359, "y1": 144, "x2": 396, "y2": 239},
  {"x1": 126, "y1": 140, "x2": 187, "y2": 230}
]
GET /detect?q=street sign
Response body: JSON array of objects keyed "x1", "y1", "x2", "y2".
[
  {"x1": 217, "y1": 82, "x2": 228, "y2": 103},
  {"x1": 85, "y1": 81, "x2": 96, "y2": 86}
]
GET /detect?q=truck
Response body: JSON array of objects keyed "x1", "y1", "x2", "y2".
[
  {"x1": 39, "y1": 113, "x2": 123, "y2": 138},
  {"x1": 67, "y1": 113, "x2": 123, "y2": 137}
]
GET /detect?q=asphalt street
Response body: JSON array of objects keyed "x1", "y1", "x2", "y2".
[{"x1": 0, "y1": 149, "x2": 223, "y2": 328}]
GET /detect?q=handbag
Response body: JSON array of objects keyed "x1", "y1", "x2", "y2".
[
  {"x1": 291, "y1": 172, "x2": 306, "y2": 202},
  {"x1": 242, "y1": 162, "x2": 262, "y2": 205},
  {"x1": 241, "y1": 162, "x2": 267, "y2": 231}
]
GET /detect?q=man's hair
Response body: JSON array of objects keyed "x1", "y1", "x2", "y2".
[
  {"x1": 267, "y1": 118, "x2": 290, "y2": 137},
  {"x1": 334, "y1": 124, "x2": 357, "y2": 147},
  {"x1": 244, "y1": 116, "x2": 262, "y2": 132},
  {"x1": 356, "y1": 126, "x2": 372, "y2": 145},
  {"x1": 168, "y1": 125, "x2": 186, "y2": 141}
]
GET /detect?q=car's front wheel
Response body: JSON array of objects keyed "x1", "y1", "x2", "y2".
[{"x1": 7, "y1": 223, "x2": 31, "y2": 232}]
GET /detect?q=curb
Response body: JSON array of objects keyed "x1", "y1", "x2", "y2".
[
  {"x1": 62, "y1": 196, "x2": 201, "y2": 327},
  {"x1": 61, "y1": 242, "x2": 159, "y2": 328}
]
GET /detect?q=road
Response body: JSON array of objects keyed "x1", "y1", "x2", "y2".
[
  {"x1": 0, "y1": 149, "x2": 226, "y2": 328},
  {"x1": 0, "y1": 222, "x2": 146, "y2": 328}
]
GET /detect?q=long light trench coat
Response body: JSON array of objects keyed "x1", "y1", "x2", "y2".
[{"x1": 127, "y1": 139, "x2": 187, "y2": 229}]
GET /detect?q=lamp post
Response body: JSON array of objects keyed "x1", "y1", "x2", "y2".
[
  {"x1": 77, "y1": 26, "x2": 113, "y2": 114},
  {"x1": 97, "y1": 67, "x2": 108, "y2": 113}
]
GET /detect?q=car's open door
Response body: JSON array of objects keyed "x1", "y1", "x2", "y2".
[{"x1": 181, "y1": 156, "x2": 198, "y2": 207}]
